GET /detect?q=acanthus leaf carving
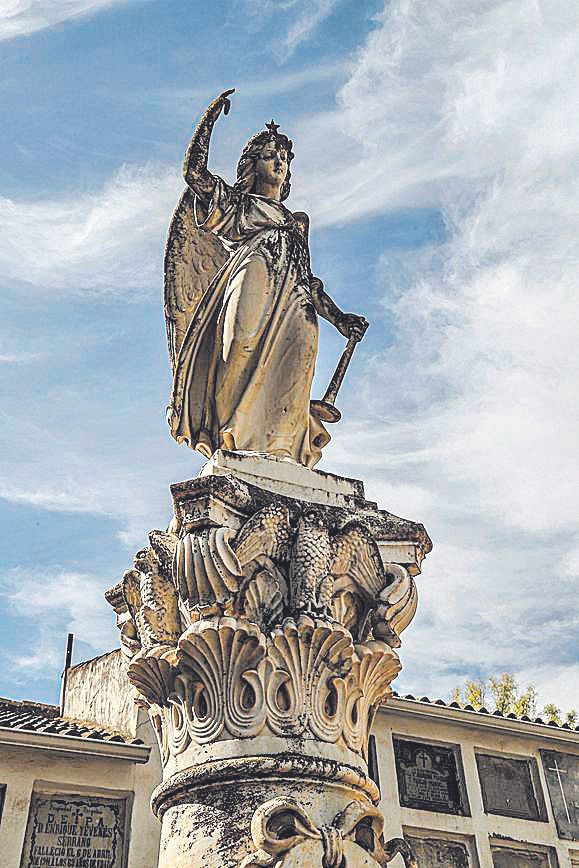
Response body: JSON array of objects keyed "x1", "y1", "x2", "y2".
[
  {"x1": 127, "y1": 647, "x2": 178, "y2": 707},
  {"x1": 107, "y1": 488, "x2": 420, "y2": 771},
  {"x1": 265, "y1": 616, "x2": 352, "y2": 740},
  {"x1": 177, "y1": 617, "x2": 267, "y2": 741},
  {"x1": 343, "y1": 642, "x2": 401, "y2": 755}
]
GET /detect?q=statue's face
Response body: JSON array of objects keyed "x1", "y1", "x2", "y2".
[{"x1": 255, "y1": 140, "x2": 289, "y2": 190}]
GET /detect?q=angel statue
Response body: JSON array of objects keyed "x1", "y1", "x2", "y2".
[{"x1": 164, "y1": 89, "x2": 368, "y2": 468}]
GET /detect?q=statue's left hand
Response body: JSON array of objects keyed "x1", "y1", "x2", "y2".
[{"x1": 338, "y1": 313, "x2": 369, "y2": 342}]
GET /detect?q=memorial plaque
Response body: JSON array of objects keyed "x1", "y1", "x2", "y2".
[
  {"x1": 540, "y1": 749, "x2": 579, "y2": 840},
  {"x1": 20, "y1": 791, "x2": 129, "y2": 868},
  {"x1": 491, "y1": 844, "x2": 557, "y2": 868},
  {"x1": 406, "y1": 834, "x2": 471, "y2": 867},
  {"x1": 393, "y1": 737, "x2": 469, "y2": 815},
  {"x1": 476, "y1": 752, "x2": 547, "y2": 820}
]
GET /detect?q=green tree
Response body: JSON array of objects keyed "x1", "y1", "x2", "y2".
[
  {"x1": 513, "y1": 685, "x2": 537, "y2": 719},
  {"x1": 451, "y1": 673, "x2": 536, "y2": 718},
  {"x1": 451, "y1": 679, "x2": 487, "y2": 711},
  {"x1": 543, "y1": 703, "x2": 562, "y2": 725},
  {"x1": 463, "y1": 679, "x2": 486, "y2": 710},
  {"x1": 489, "y1": 673, "x2": 518, "y2": 715},
  {"x1": 450, "y1": 687, "x2": 462, "y2": 705},
  {"x1": 450, "y1": 674, "x2": 574, "y2": 723}
]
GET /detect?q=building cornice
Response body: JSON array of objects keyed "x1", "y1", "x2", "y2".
[
  {"x1": 380, "y1": 697, "x2": 579, "y2": 747},
  {"x1": 0, "y1": 726, "x2": 151, "y2": 763}
]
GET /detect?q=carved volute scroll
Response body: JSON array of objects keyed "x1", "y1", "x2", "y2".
[{"x1": 240, "y1": 797, "x2": 418, "y2": 867}]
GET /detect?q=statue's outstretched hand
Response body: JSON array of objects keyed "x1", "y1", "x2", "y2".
[
  {"x1": 206, "y1": 88, "x2": 235, "y2": 123},
  {"x1": 338, "y1": 313, "x2": 369, "y2": 342}
]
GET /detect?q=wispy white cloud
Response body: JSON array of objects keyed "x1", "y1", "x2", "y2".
[
  {"x1": 0, "y1": 351, "x2": 42, "y2": 363},
  {"x1": 318, "y1": 0, "x2": 579, "y2": 708},
  {"x1": 0, "y1": 401, "x2": 199, "y2": 549},
  {"x1": 0, "y1": 0, "x2": 138, "y2": 42},
  {"x1": 0, "y1": 164, "x2": 179, "y2": 296},
  {"x1": 244, "y1": 0, "x2": 342, "y2": 60},
  {"x1": 277, "y1": 0, "x2": 340, "y2": 59},
  {"x1": 156, "y1": 60, "x2": 348, "y2": 112},
  {"x1": 0, "y1": 484, "x2": 94, "y2": 513},
  {"x1": 0, "y1": 568, "x2": 117, "y2": 675}
]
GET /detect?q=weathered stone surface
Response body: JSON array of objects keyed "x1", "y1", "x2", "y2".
[
  {"x1": 490, "y1": 845, "x2": 554, "y2": 867},
  {"x1": 19, "y1": 791, "x2": 129, "y2": 868},
  {"x1": 107, "y1": 456, "x2": 429, "y2": 865},
  {"x1": 63, "y1": 649, "x2": 139, "y2": 736},
  {"x1": 164, "y1": 92, "x2": 369, "y2": 468},
  {"x1": 406, "y1": 835, "x2": 471, "y2": 867}
]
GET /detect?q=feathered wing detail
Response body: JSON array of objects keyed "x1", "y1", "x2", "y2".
[
  {"x1": 236, "y1": 557, "x2": 287, "y2": 632},
  {"x1": 233, "y1": 503, "x2": 293, "y2": 568},
  {"x1": 163, "y1": 187, "x2": 228, "y2": 370},
  {"x1": 173, "y1": 526, "x2": 242, "y2": 617},
  {"x1": 330, "y1": 522, "x2": 386, "y2": 599}
]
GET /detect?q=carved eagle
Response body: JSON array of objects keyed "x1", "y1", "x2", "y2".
[{"x1": 173, "y1": 503, "x2": 293, "y2": 629}]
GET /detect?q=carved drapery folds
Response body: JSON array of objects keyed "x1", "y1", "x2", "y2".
[{"x1": 107, "y1": 479, "x2": 420, "y2": 765}]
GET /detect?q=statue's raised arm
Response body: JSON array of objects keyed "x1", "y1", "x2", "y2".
[
  {"x1": 164, "y1": 91, "x2": 234, "y2": 371},
  {"x1": 164, "y1": 92, "x2": 368, "y2": 468},
  {"x1": 182, "y1": 89, "x2": 235, "y2": 199}
]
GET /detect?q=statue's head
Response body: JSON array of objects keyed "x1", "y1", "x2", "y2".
[{"x1": 235, "y1": 120, "x2": 294, "y2": 201}]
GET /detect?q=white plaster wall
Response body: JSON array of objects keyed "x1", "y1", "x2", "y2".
[
  {"x1": 374, "y1": 705, "x2": 579, "y2": 868},
  {"x1": 0, "y1": 738, "x2": 161, "y2": 868},
  {"x1": 64, "y1": 650, "x2": 139, "y2": 736},
  {"x1": 2, "y1": 694, "x2": 577, "y2": 867}
]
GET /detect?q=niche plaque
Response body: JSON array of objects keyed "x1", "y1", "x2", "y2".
[
  {"x1": 476, "y1": 752, "x2": 547, "y2": 821},
  {"x1": 540, "y1": 749, "x2": 579, "y2": 840},
  {"x1": 406, "y1": 834, "x2": 472, "y2": 867},
  {"x1": 491, "y1": 844, "x2": 557, "y2": 867},
  {"x1": 20, "y1": 791, "x2": 129, "y2": 868},
  {"x1": 393, "y1": 737, "x2": 469, "y2": 815}
]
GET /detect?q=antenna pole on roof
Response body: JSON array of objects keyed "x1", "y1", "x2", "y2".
[{"x1": 59, "y1": 632, "x2": 74, "y2": 717}]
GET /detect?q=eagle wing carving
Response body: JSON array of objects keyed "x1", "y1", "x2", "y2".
[
  {"x1": 233, "y1": 503, "x2": 293, "y2": 568},
  {"x1": 330, "y1": 522, "x2": 386, "y2": 599}
]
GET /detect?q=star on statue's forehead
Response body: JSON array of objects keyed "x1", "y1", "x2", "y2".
[{"x1": 265, "y1": 120, "x2": 280, "y2": 135}]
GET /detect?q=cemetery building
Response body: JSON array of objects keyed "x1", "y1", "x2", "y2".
[{"x1": 1, "y1": 650, "x2": 577, "y2": 868}]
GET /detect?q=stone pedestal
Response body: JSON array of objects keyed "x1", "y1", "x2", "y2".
[{"x1": 107, "y1": 452, "x2": 430, "y2": 867}]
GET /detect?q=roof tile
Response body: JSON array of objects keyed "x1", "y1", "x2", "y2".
[{"x1": 0, "y1": 698, "x2": 140, "y2": 746}]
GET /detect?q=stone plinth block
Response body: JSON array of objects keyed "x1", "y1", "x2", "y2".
[{"x1": 106, "y1": 453, "x2": 430, "y2": 866}]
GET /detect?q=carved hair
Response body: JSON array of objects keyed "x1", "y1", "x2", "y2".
[{"x1": 235, "y1": 129, "x2": 294, "y2": 201}]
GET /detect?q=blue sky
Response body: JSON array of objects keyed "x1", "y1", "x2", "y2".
[{"x1": 0, "y1": 0, "x2": 577, "y2": 715}]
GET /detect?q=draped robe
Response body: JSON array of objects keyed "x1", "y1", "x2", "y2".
[{"x1": 167, "y1": 177, "x2": 329, "y2": 468}]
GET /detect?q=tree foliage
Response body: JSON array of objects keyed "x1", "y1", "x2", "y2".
[{"x1": 451, "y1": 673, "x2": 576, "y2": 725}]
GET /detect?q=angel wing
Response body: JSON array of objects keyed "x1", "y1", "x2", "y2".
[{"x1": 164, "y1": 187, "x2": 228, "y2": 370}]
